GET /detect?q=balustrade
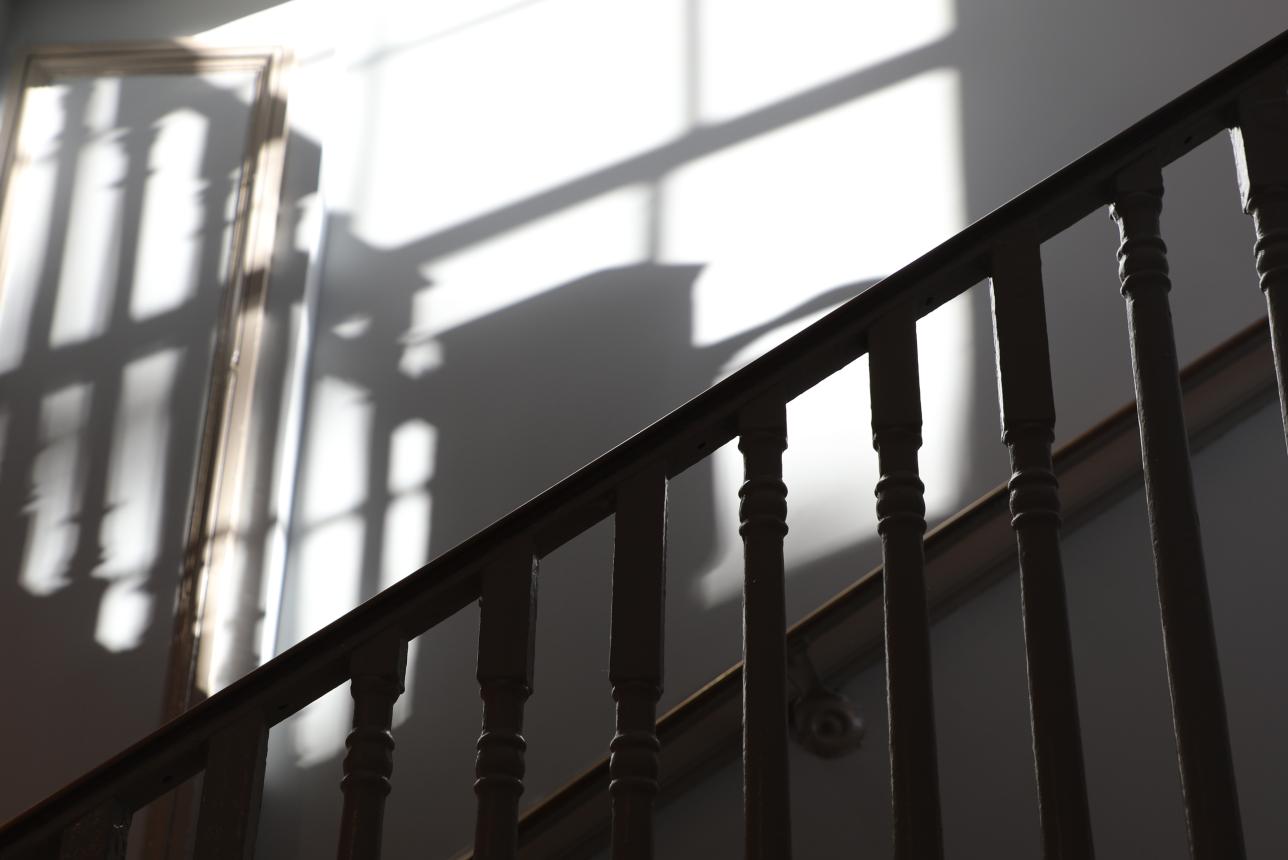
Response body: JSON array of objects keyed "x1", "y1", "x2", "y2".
[
  {"x1": 737, "y1": 399, "x2": 793, "y2": 860},
  {"x1": 869, "y1": 310, "x2": 942, "y2": 860},
  {"x1": 990, "y1": 238, "x2": 1093, "y2": 859},
  {"x1": 1110, "y1": 159, "x2": 1245, "y2": 859},
  {"x1": 1232, "y1": 68, "x2": 1288, "y2": 449},
  {"x1": 473, "y1": 543, "x2": 539, "y2": 860},
  {"x1": 58, "y1": 804, "x2": 129, "y2": 860},
  {"x1": 608, "y1": 467, "x2": 668, "y2": 860},
  {"x1": 337, "y1": 634, "x2": 408, "y2": 860},
  {"x1": 193, "y1": 715, "x2": 268, "y2": 860}
]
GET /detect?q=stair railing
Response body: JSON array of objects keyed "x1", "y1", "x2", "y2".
[{"x1": 3, "y1": 26, "x2": 1288, "y2": 860}]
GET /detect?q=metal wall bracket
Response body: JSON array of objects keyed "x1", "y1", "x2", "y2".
[{"x1": 786, "y1": 640, "x2": 865, "y2": 759}]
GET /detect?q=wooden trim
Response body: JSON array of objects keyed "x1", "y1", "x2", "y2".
[
  {"x1": 990, "y1": 239, "x2": 1093, "y2": 856},
  {"x1": 20, "y1": 42, "x2": 283, "y2": 81},
  {"x1": 502, "y1": 318, "x2": 1277, "y2": 860},
  {"x1": 167, "y1": 42, "x2": 291, "y2": 717}
]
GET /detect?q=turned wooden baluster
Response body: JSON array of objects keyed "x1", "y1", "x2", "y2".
[
  {"x1": 193, "y1": 714, "x2": 269, "y2": 860},
  {"x1": 1232, "y1": 68, "x2": 1288, "y2": 451},
  {"x1": 609, "y1": 466, "x2": 668, "y2": 860},
  {"x1": 1110, "y1": 159, "x2": 1245, "y2": 860},
  {"x1": 473, "y1": 541, "x2": 538, "y2": 860},
  {"x1": 990, "y1": 239, "x2": 1094, "y2": 859},
  {"x1": 337, "y1": 633, "x2": 408, "y2": 860},
  {"x1": 58, "y1": 802, "x2": 130, "y2": 859},
  {"x1": 868, "y1": 309, "x2": 942, "y2": 860},
  {"x1": 737, "y1": 398, "x2": 792, "y2": 860}
]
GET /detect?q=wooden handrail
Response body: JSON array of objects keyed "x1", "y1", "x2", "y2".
[{"x1": 2, "y1": 24, "x2": 1287, "y2": 857}]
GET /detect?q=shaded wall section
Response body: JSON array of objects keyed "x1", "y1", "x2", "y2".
[{"x1": 636, "y1": 397, "x2": 1288, "y2": 859}]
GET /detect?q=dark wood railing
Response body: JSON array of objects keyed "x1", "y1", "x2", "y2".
[
  {"x1": 508, "y1": 315, "x2": 1280, "y2": 859},
  {"x1": 3, "y1": 26, "x2": 1288, "y2": 860}
]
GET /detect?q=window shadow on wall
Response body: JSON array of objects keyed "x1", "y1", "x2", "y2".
[
  {"x1": 261, "y1": 2, "x2": 1288, "y2": 859},
  {"x1": 0, "y1": 64, "x2": 310, "y2": 823},
  {"x1": 0, "y1": 4, "x2": 998, "y2": 854},
  {"x1": 260, "y1": 3, "x2": 994, "y2": 856},
  {"x1": 2, "y1": 6, "x2": 1001, "y2": 855},
  {"x1": 14, "y1": 0, "x2": 1272, "y2": 855}
]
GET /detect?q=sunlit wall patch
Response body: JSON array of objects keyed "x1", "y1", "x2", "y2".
[
  {"x1": 288, "y1": 517, "x2": 365, "y2": 766},
  {"x1": 0, "y1": 84, "x2": 62, "y2": 375},
  {"x1": 280, "y1": 374, "x2": 374, "y2": 761},
  {"x1": 381, "y1": 418, "x2": 437, "y2": 730},
  {"x1": 673, "y1": 68, "x2": 969, "y2": 606},
  {"x1": 51, "y1": 78, "x2": 123, "y2": 349},
  {"x1": 382, "y1": 417, "x2": 435, "y2": 586},
  {"x1": 695, "y1": 0, "x2": 955, "y2": 123},
  {"x1": 341, "y1": 0, "x2": 688, "y2": 247},
  {"x1": 667, "y1": 68, "x2": 966, "y2": 349},
  {"x1": 296, "y1": 375, "x2": 374, "y2": 528},
  {"x1": 94, "y1": 347, "x2": 182, "y2": 652},
  {"x1": 19, "y1": 383, "x2": 92, "y2": 597},
  {"x1": 130, "y1": 105, "x2": 211, "y2": 321}
]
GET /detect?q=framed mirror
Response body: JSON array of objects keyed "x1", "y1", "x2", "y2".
[{"x1": 0, "y1": 42, "x2": 290, "y2": 790}]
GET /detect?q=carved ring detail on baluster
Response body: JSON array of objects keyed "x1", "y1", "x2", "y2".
[
  {"x1": 341, "y1": 684, "x2": 400, "y2": 797},
  {"x1": 1250, "y1": 190, "x2": 1288, "y2": 294},
  {"x1": 738, "y1": 465, "x2": 789, "y2": 540},
  {"x1": 1111, "y1": 188, "x2": 1170, "y2": 299},
  {"x1": 337, "y1": 635, "x2": 407, "y2": 860},
  {"x1": 475, "y1": 679, "x2": 531, "y2": 796},
  {"x1": 873, "y1": 467, "x2": 926, "y2": 534},
  {"x1": 1003, "y1": 423, "x2": 1061, "y2": 529}
]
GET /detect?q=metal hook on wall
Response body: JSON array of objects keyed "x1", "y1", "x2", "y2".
[{"x1": 786, "y1": 639, "x2": 865, "y2": 759}]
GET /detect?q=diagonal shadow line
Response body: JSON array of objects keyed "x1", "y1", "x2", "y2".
[
  {"x1": 291, "y1": 277, "x2": 873, "y2": 544},
  {"x1": 376, "y1": 37, "x2": 955, "y2": 269}
]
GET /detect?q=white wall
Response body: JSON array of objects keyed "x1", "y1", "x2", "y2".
[
  {"x1": 1, "y1": 1, "x2": 1287, "y2": 858},
  {"x1": 264, "y1": 4, "x2": 1288, "y2": 857}
]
